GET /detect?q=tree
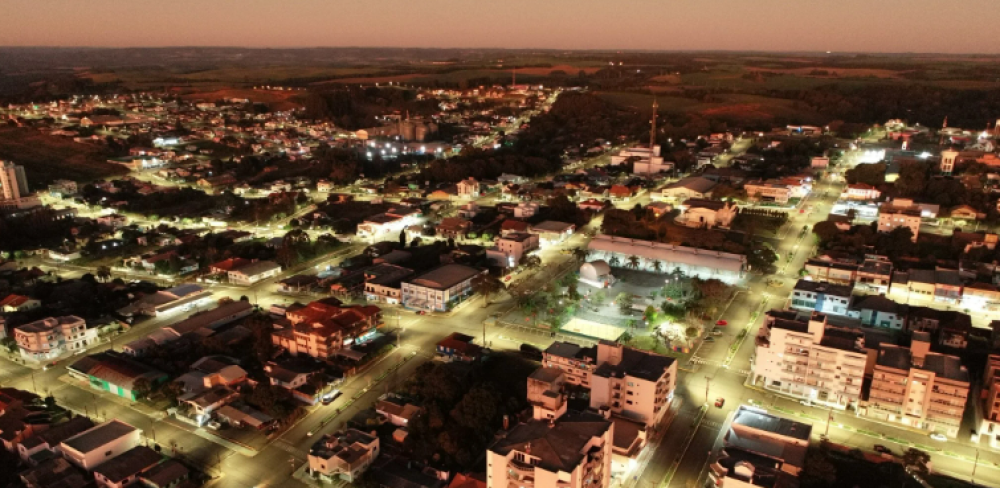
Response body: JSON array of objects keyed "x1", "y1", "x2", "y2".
[
  {"x1": 450, "y1": 386, "x2": 500, "y2": 432},
  {"x1": 616, "y1": 292, "x2": 634, "y2": 316},
  {"x1": 812, "y1": 221, "x2": 842, "y2": 244},
  {"x1": 844, "y1": 162, "x2": 886, "y2": 186},
  {"x1": 132, "y1": 377, "x2": 153, "y2": 400},
  {"x1": 644, "y1": 305, "x2": 657, "y2": 323},
  {"x1": 651, "y1": 259, "x2": 663, "y2": 273},
  {"x1": 96, "y1": 266, "x2": 112, "y2": 283},
  {"x1": 748, "y1": 243, "x2": 778, "y2": 272},
  {"x1": 608, "y1": 255, "x2": 621, "y2": 267},
  {"x1": 572, "y1": 247, "x2": 589, "y2": 262},
  {"x1": 618, "y1": 331, "x2": 633, "y2": 345},
  {"x1": 685, "y1": 326, "x2": 700, "y2": 339},
  {"x1": 845, "y1": 208, "x2": 857, "y2": 222},
  {"x1": 626, "y1": 255, "x2": 640, "y2": 270},
  {"x1": 692, "y1": 278, "x2": 732, "y2": 316},
  {"x1": 521, "y1": 254, "x2": 542, "y2": 270},
  {"x1": 593, "y1": 290, "x2": 607, "y2": 307},
  {"x1": 399, "y1": 229, "x2": 406, "y2": 246},
  {"x1": 471, "y1": 273, "x2": 504, "y2": 306},
  {"x1": 895, "y1": 161, "x2": 929, "y2": 197},
  {"x1": 801, "y1": 450, "x2": 838, "y2": 488},
  {"x1": 901, "y1": 448, "x2": 931, "y2": 480}
]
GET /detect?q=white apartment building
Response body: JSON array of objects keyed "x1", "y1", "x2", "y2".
[
  {"x1": 487, "y1": 411, "x2": 613, "y2": 488},
  {"x1": 14, "y1": 316, "x2": 96, "y2": 361},
  {"x1": 940, "y1": 149, "x2": 958, "y2": 175},
  {"x1": 487, "y1": 232, "x2": 539, "y2": 268},
  {"x1": 788, "y1": 279, "x2": 853, "y2": 316},
  {"x1": 752, "y1": 311, "x2": 866, "y2": 409},
  {"x1": 877, "y1": 205, "x2": 921, "y2": 241},
  {"x1": 976, "y1": 355, "x2": 1000, "y2": 447},
  {"x1": 401, "y1": 264, "x2": 482, "y2": 312},
  {"x1": 866, "y1": 334, "x2": 969, "y2": 438},
  {"x1": 227, "y1": 260, "x2": 281, "y2": 285},
  {"x1": 544, "y1": 341, "x2": 676, "y2": 427}
]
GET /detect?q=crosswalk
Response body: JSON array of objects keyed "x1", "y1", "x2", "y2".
[{"x1": 273, "y1": 439, "x2": 308, "y2": 460}]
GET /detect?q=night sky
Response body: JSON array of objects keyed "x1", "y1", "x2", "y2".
[{"x1": 2, "y1": 0, "x2": 996, "y2": 53}]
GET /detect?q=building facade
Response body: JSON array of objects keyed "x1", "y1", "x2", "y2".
[{"x1": 14, "y1": 316, "x2": 96, "y2": 361}]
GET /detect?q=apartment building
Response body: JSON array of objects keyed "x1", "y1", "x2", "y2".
[
  {"x1": 877, "y1": 205, "x2": 921, "y2": 241},
  {"x1": 891, "y1": 269, "x2": 963, "y2": 305},
  {"x1": 855, "y1": 256, "x2": 893, "y2": 294},
  {"x1": 527, "y1": 367, "x2": 568, "y2": 421},
  {"x1": 14, "y1": 316, "x2": 96, "y2": 362},
  {"x1": 804, "y1": 259, "x2": 859, "y2": 286},
  {"x1": 486, "y1": 411, "x2": 613, "y2": 488},
  {"x1": 865, "y1": 333, "x2": 969, "y2": 438},
  {"x1": 975, "y1": 355, "x2": 1000, "y2": 447},
  {"x1": 753, "y1": 311, "x2": 866, "y2": 409},
  {"x1": 272, "y1": 301, "x2": 382, "y2": 358},
  {"x1": 788, "y1": 279, "x2": 853, "y2": 316},
  {"x1": 851, "y1": 295, "x2": 907, "y2": 330},
  {"x1": 362, "y1": 264, "x2": 413, "y2": 305},
  {"x1": 543, "y1": 341, "x2": 676, "y2": 427},
  {"x1": 744, "y1": 181, "x2": 796, "y2": 204}
]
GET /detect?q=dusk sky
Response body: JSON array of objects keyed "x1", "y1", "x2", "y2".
[{"x1": 2, "y1": 0, "x2": 997, "y2": 54}]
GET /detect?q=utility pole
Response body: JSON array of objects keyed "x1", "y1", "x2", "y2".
[
  {"x1": 704, "y1": 376, "x2": 711, "y2": 405},
  {"x1": 825, "y1": 411, "x2": 833, "y2": 437},
  {"x1": 972, "y1": 448, "x2": 980, "y2": 483}
]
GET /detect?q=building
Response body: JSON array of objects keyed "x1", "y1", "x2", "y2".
[
  {"x1": 856, "y1": 256, "x2": 894, "y2": 294},
  {"x1": 401, "y1": 264, "x2": 483, "y2": 312},
  {"x1": 877, "y1": 204, "x2": 921, "y2": 241},
  {"x1": 457, "y1": 178, "x2": 480, "y2": 198},
  {"x1": 976, "y1": 355, "x2": 1000, "y2": 447},
  {"x1": 0, "y1": 294, "x2": 41, "y2": 313},
  {"x1": 486, "y1": 411, "x2": 613, "y2": 488},
  {"x1": 803, "y1": 259, "x2": 858, "y2": 286},
  {"x1": 17, "y1": 416, "x2": 95, "y2": 464},
  {"x1": 436, "y1": 217, "x2": 472, "y2": 239},
  {"x1": 752, "y1": 311, "x2": 866, "y2": 409},
  {"x1": 14, "y1": 316, "x2": 96, "y2": 361},
  {"x1": 272, "y1": 302, "x2": 382, "y2": 358},
  {"x1": 70, "y1": 352, "x2": 169, "y2": 401},
  {"x1": 0, "y1": 160, "x2": 39, "y2": 209},
  {"x1": 356, "y1": 207, "x2": 422, "y2": 242},
  {"x1": 527, "y1": 367, "x2": 568, "y2": 421},
  {"x1": 675, "y1": 199, "x2": 736, "y2": 229},
  {"x1": 744, "y1": 181, "x2": 793, "y2": 204},
  {"x1": 891, "y1": 269, "x2": 963, "y2": 304},
  {"x1": 840, "y1": 183, "x2": 881, "y2": 202},
  {"x1": 588, "y1": 341, "x2": 676, "y2": 427},
  {"x1": 436, "y1": 332, "x2": 483, "y2": 362},
  {"x1": 587, "y1": 235, "x2": 746, "y2": 284},
  {"x1": 788, "y1": 279, "x2": 853, "y2": 316},
  {"x1": 227, "y1": 260, "x2": 281, "y2": 285},
  {"x1": 309, "y1": 429, "x2": 380, "y2": 482},
  {"x1": 865, "y1": 334, "x2": 969, "y2": 438},
  {"x1": 658, "y1": 177, "x2": 716, "y2": 201},
  {"x1": 487, "y1": 232, "x2": 539, "y2": 268},
  {"x1": 529, "y1": 221, "x2": 575, "y2": 246},
  {"x1": 710, "y1": 406, "x2": 811, "y2": 488},
  {"x1": 59, "y1": 420, "x2": 140, "y2": 470},
  {"x1": 139, "y1": 459, "x2": 190, "y2": 488},
  {"x1": 851, "y1": 294, "x2": 907, "y2": 330},
  {"x1": 543, "y1": 341, "x2": 676, "y2": 427},
  {"x1": 362, "y1": 264, "x2": 414, "y2": 305},
  {"x1": 940, "y1": 149, "x2": 958, "y2": 175},
  {"x1": 92, "y1": 446, "x2": 162, "y2": 488},
  {"x1": 20, "y1": 458, "x2": 90, "y2": 488}
]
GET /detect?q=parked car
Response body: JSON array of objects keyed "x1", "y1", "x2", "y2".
[
  {"x1": 929, "y1": 433, "x2": 947, "y2": 442},
  {"x1": 714, "y1": 398, "x2": 725, "y2": 408}
]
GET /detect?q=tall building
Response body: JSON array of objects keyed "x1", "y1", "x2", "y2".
[
  {"x1": 865, "y1": 332, "x2": 969, "y2": 438},
  {"x1": 976, "y1": 354, "x2": 1000, "y2": 447},
  {"x1": 752, "y1": 311, "x2": 866, "y2": 409},
  {"x1": 542, "y1": 341, "x2": 676, "y2": 427},
  {"x1": 486, "y1": 411, "x2": 613, "y2": 488},
  {"x1": 0, "y1": 160, "x2": 39, "y2": 210}
]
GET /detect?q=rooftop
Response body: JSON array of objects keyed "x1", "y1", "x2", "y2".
[
  {"x1": 732, "y1": 406, "x2": 811, "y2": 441},
  {"x1": 793, "y1": 279, "x2": 853, "y2": 297},
  {"x1": 408, "y1": 264, "x2": 481, "y2": 290},
  {"x1": 61, "y1": 419, "x2": 137, "y2": 454},
  {"x1": 489, "y1": 411, "x2": 611, "y2": 473},
  {"x1": 93, "y1": 446, "x2": 161, "y2": 483}
]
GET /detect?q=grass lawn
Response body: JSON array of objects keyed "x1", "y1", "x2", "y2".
[{"x1": 0, "y1": 127, "x2": 128, "y2": 185}]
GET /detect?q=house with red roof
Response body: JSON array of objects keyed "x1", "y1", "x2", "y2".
[
  {"x1": 272, "y1": 300, "x2": 382, "y2": 359},
  {"x1": 435, "y1": 332, "x2": 483, "y2": 362},
  {"x1": 0, "y1": 294, "x2": 40, "y2": 313}
]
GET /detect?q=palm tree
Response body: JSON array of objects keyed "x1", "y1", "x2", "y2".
[
  {"x1": 618, "y1": 331, "x2": 633, "y2": 346},
  {"x1": 627, "y1": 255, "x2": 640, "y2": 270},
  {"x1": 901, "y1": 448, "x2": 931, "y2": 483},
  {"x1": 608, "y1": 256, "x2": 621, "y2": 267},
  {"x1": 96, "y1": 266, "x2": 112, "y2": 283},
  {"x1": 651, "y1": 260, "x2": 663, "y2": 273},
  {"x1": 472, "y1": 274, "x2": 504, "y2": 306},
  {"x1": 572, "y1": 247, "x2": 589, "y2": 262}
]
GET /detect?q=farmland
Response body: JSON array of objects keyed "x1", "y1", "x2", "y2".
[{"x1": 0, "y1": 127, "x2": 128, "y2": 186}]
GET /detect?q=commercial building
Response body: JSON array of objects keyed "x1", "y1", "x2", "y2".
[
  {"x1": 850, "y1": 295, "x2": 907, "y2": 330},
  {"x1": 788, "y1": 279, "x2": 853, "y2": 316},
  {"x1": 401, "y1": 264, "x2": 483, "y2": 312},
  {"x1": 529, "y1": 221, "x2": 575, "y2": 246},
  {"x1": 675, "y1": 199, "x2": 737, "y2": 229},
  {"x1": 865, "y1": 333, "x2": 969, "y2": 438},
  {"x1": 227, "y1": 260, "x2": 281, "y2": 285},
  {"x1": 658, "y1": 177, "x2": 716, "y2": 201},
  {"x1": 744, "y1": 181, "x2": 793, "y2": 204},
  {"x1": 710, "y1": 406, "x2": 811, "y2": 488},
  {"x1": 587, "y1": 235, "x2": 746, "y2": 284},
  {"x1": 877, "y1": 203, "x2": 922, "y2": 241},
  {"x1": 272, "y1": 302, "x2": 382, "y2": 358},
  {"x1": 14, "y1": 316, "x2": 97, "y2": 362},
  {"x1": 308, "y1": 429, "x2": 380, "y2": 482},
  {"x1": 543, "y1": 341, "x2": 676, "y2": 427},
  {"x1": 59, "y1": 420, "x2": 140, "y2": 470},
  {"x1": 362, "y1": 264, "x2": 414, "y2": 305},
  {"x1": 486, "y1": 411, "x2": 613, "y2": 488},
  {"x1": 70, "y1": 352, "x2": 169, "y2": 401},
  {"x1": 752, "y1": 311, "x2": 866, "y2": 409},
  {"x1": 840, "y1": 183, "x2": 881, "y2": 201}
]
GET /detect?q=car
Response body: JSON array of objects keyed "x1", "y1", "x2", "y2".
[
  {"x1": 874, "y1": 445, "x2": 892, "y2": 455},
  {"x1": 704, "y1": 337, "x2": 716, "y2": 342},
  {"x1": 712, "y1": 330, "x2": 723, "y2": 336},
  {"x1": 929, "y1": 433, "x2": 947, "y2": 442},
  {"x1": 321, "y1": 390, "x2": 342, "y2": 405},
  {"x1": 714, "y1": 398, "x2": 725, "y2": 408},
  {"x1": 716, "y1": 320, "x2": 728, "y2": 326}
]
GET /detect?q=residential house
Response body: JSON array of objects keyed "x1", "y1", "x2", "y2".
[
  {"x1": 436, "y1": 218, "x2": 471, "y2": 240},
  {"x1": 905, "y1": 307, "x2": 972, "y2": 349},
  {"x1": 851, "y1": 295, "x2": 907, "y2": 330},
  {"x1": 514, "y1": 202, "x2": 539, "y2": 218},
  {"x1": 865, "y1": 334, "x2": 969, "y2": 438},
  {"x1": 375, "y1": 396, "x2": 423, "y2": 427},
  {"x1": 710, "y1": 406, "x2": 811, "y2": 488},
  {"x1": 527, "y1": 367, "x2": 568, "y2": 421},
  {"x1": 486, "y1": 411, "x2": 613, "y2": 488},
  {"x1": 363, "y1": 264, "x2": 414, "y2": 305},
  {"x1": 59, "y1": 419, "x2": 140, "y2": 470},
  {"x1": 179, "y1": 386, "x2": 239, "y2": 418},
  {"x1": 856, "y1": 256, "x2": 894, "y2": 294},
  {"x1": 93, "y1": 446, "x2": 162, "y2": 488},
  {"x1": 20, "y1": 458, "x2": 90, "y2": 488},
  {"x1": 841, "y1": 184, "x2": 881, "y2": 201},
  {"x1": 139, "y1": 460, "x2": 190, "y2": 488},
  {"x1": 0, "y1": 294, "x2": 41, "y2": 313},
  {"x1": 529, "y1": 221, "x2": 575, "y2": 246},
  {"x1": 877, "y1": 202, "x2": 922, "y2": 241},
  {"x1": 950, "y1": 205, "x2": 983, "y2": 221},
  {"x1": 890, "y1": 269, "x2": 962, "y2": 304},
  {"x1": 272, "y1": 301, "x2": 382, "y2": 358},
  {"x1": 457, "y1": 178, "x2": 480, "y2": 199},
  {"x1": 752, "y1": 311, "x2": 866, "y2": 409},
  {"x1": 804, "y1": 259, "x2": 858, "y2": 286},
  {"x1": 308, "y1": 429, "x2": 380, "y2": 482},
  {"x1": 18, "y1": 416, "x2": 95, "y2": 465}
]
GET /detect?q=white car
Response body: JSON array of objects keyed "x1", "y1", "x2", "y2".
[{"x1": 929, "y1": 433, "x2": 947, "y2": 442}]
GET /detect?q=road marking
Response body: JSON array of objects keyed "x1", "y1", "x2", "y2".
[{"x1": 273, "y1": 439, "x2": 308, "y2": 460}]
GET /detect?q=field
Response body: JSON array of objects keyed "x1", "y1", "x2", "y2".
[
  {"x1": 597, "y1": 91, "x2": 823, "y2": 124},
  {"x1": 81, "y1": 66, "x2": 382, "y2": 90},
  {"x1": 0, "y1": 127, "x2": 128, "y2": 185},
  {"x1": 177, "y1": 88, "x2": 308, "y2": 111}
]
